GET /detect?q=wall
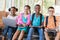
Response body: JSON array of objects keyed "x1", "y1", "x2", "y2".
[{"x1": 0, "y1": 11, "x2": 8, "y2": 28}]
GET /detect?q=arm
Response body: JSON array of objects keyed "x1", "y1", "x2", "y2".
[
  {"x1": 16, "y1": 13, "x2": 24, "y2": 25},
  {"x1": 56, "y1": 17, "x2": 59, "y2": 27}
]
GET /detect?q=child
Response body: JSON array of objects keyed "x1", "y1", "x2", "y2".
[
  {"x1": 26, "y1": 4, "x2": 44, "y2": 40},
  {"x1": 2, "y1": 7, "x2": 18, "y2": 40},
  {"x1": 44, "y1": 7, "x2": 59, "y2": 40},
  {"x1": 12, "y1": 5, "x2": 31, "y2": 40}
]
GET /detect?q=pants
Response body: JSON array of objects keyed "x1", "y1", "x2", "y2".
[
  {"x1": 2, "y1": 25, "x2": 17, "y2": 40},
  {"x1": 26, "y1": 27, "x2": 44, "y2": 40}
]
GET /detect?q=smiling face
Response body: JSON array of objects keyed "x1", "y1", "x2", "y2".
[
  {"x1": 34, "y1": 5, "x2": 40, "y2": 14},
  {"x1": 10, "y1": 8, "x2": 16, "y2": 15},
  {"x1": 24, "y1": 7, "x2": 29, "y2": 14},
  {"x1": 48, "y1": 7, "x2": 55, "y2": 16},
  {"x1": 24, "y1": 5, "x2": 30, "y2": 14}
]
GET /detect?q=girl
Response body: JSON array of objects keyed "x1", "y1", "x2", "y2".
[
  {"x1": 12, "y1": 5, "x2": 31, "y2": 40},
  {"x1": 2, "y1": 7, "x2": 18, "y2": 40}
]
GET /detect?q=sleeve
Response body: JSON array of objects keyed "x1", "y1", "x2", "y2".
[
  {"x1": 26, "y1": 14, "x2": 31, "y2": 25},
  {"x1": 16, "y1": 16, "x2": 19, "y2": 23},
  {"x1": 7, "y1": 15, "x2": 10, "y2": 18},
  {"x1": 16, "y1": 13, "x2": 24, "y2": 25},
  {"x1": 56, "y1": 17, "x2": 59, "y2": 27}
]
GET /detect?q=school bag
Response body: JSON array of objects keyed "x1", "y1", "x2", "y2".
[{"x1": 31, "y1": 13, "x2": 42, "y2": 26}]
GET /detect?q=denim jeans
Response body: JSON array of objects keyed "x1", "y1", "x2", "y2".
[
  {"x1": 26, "y1": 28, "x2": 44, "y2": 40},
  {"x1": 2, "y1": 25, "x2": 17, "y2": 40}
]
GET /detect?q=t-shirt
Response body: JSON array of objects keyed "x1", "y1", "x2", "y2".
[
  {"x1": 44, "y1": 16, "x2": 58, "y2": 29},
  {"x1": 30, "y1": 14, "x2": 44, "y2": 27},
  {"x1": 7, "y1": 14, "x2": 17, "y2": 20}
]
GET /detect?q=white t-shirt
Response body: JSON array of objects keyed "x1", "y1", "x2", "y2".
[{"x1": 7, "y1": 14, "x2": 17, "y2": 20}]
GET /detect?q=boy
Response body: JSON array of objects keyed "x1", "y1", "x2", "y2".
[
  {"x1": 44, "y1": 7, "x2": 59, "y2": 40},
  {"x1": 26, "y1": 4, "x2": 44, "y2": 40}
]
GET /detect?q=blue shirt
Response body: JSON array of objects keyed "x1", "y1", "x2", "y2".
[
  {"x1": 30, "y1": 14, "x2": 44, "y2": 27},
  {"x1": 22, "y1": 15, "x2": 27, "y2": 23}
]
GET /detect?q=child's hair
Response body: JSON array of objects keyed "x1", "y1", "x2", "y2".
[
  {"x1": 8, "y1": 7, "x2": 18, "y2": 11},
  {"x1": 35, "y1": 4, "x2": 41, "y2": 8},
  {"x1": 24, "y1": 5, "x2": 31, "y2": 9},
  {"x1": 48, "y1": 7, "x2": 54, "y2": 9}
]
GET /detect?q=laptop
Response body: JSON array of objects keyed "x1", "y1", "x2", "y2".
[{"x1": 2, "y1": 17, "x2": 17, "y2": 27}]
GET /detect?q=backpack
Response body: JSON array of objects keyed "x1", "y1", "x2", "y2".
[
  {"x1": 45, "y1": 16, "x2": 56, "y2": 27},
  {"x1": 31, "y1": 13, "x2": 42, "y2": 26}
]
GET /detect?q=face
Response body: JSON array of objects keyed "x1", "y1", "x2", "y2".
[
  {"x1": 10, "y1": 8, "x2": 16, "y2": 14},
  {"x1": 28, "y1": 9, "x2": 31, "y2": 13},
  {"x1": 35, "y1": 6, "x2": 40, "y2": 14},
  {"x1": 24, "y1": 7, "x2": 29, "y2": 14},
  {"x1": 48, "y1": 8, "x2": 54, "y2": 16}
]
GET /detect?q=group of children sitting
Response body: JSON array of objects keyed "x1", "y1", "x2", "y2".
[{"x1": 2, "y1": 4, "x2": 60, "y2": 40}]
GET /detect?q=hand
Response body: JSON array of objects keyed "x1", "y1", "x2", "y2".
[
  {"x1": 16, "y1": 24, "x2": 20, "y2": 26},
  {"x1": 38, "y1": 26, "x2": 44, "y2": 28},
  {"x1": 23, "y1": 23, "x2": 26, "y2": 27},
  {"x1": 29, "y1": 25, "x2": 33, "y2": 28}
]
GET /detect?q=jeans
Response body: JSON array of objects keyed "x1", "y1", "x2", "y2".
[
  {"x1": 2, "y1": 25, "x2": 17, "y2": 40},
  {"x1": 26, "y1": 28, "x2": 44, "y2": 40}
]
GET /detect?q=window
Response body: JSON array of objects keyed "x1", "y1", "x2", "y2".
[
  {"x1": 43, "y1": 0, "x2": 55, "y2": 15},
  {"x1": 0, "y1": 0, "x2": 56, "y2": 15},
  {"x1": 0, "y1": 0, "x2": 5, "y2": 11},
  {"x1": 6, "y1": 0, "x2": 12, "y2": 11}
]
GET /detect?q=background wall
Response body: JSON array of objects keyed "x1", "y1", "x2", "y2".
[
  {"x1": 0, "y1": 0, "x2": 55, "y2": 14},
  {"x1": 0, "y1": 0, "x2": 60, "y2": 28}
]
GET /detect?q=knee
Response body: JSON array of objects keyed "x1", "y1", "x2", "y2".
[
  {"x1": 18, "y1": 37, "x2": 22, "y2": 40},
  {"x1": 44, "y1": 31, "x2": 48, "y2": 35},
  {"x1": 44, "y1": 31, "x2": 47, "y2": 34},
  {"x1": 29, "y1": 28, "x2": 33, "y2": 31},
  {"x1": 39, "y1": 29, "x2": 44, "y2": 34},
  {"x1": 41, "y1": 29, "x2": 43, "y2": 32},
  {"x1": 7, "y1": 31, "x2": 12, "y2": 39},
  {"x1": 56, "y1": 32, "x2": 60, "y2": 37},
  {"x1": 12, "y1": 35, "x2": 17, "y2": 40},
  {"x1": 2, "y1": 28, "x2": 8, "y2": 36},
  {"x1": 28, "y1": 28, "x2": 34, "y2": 34},
  {"x1": 8, "y1": 31, "x2": 12, "y2": 35},
  {"x1": 12, "y1": 37, "x2": 16, "y2": 40},
  {"x1": 8, "y1": 29, "x2": 12, "y2": 35}
]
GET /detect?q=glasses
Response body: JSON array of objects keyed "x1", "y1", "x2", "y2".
[{"x1": 48, "y1": 10, "x2": 54, "y2": 12}]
